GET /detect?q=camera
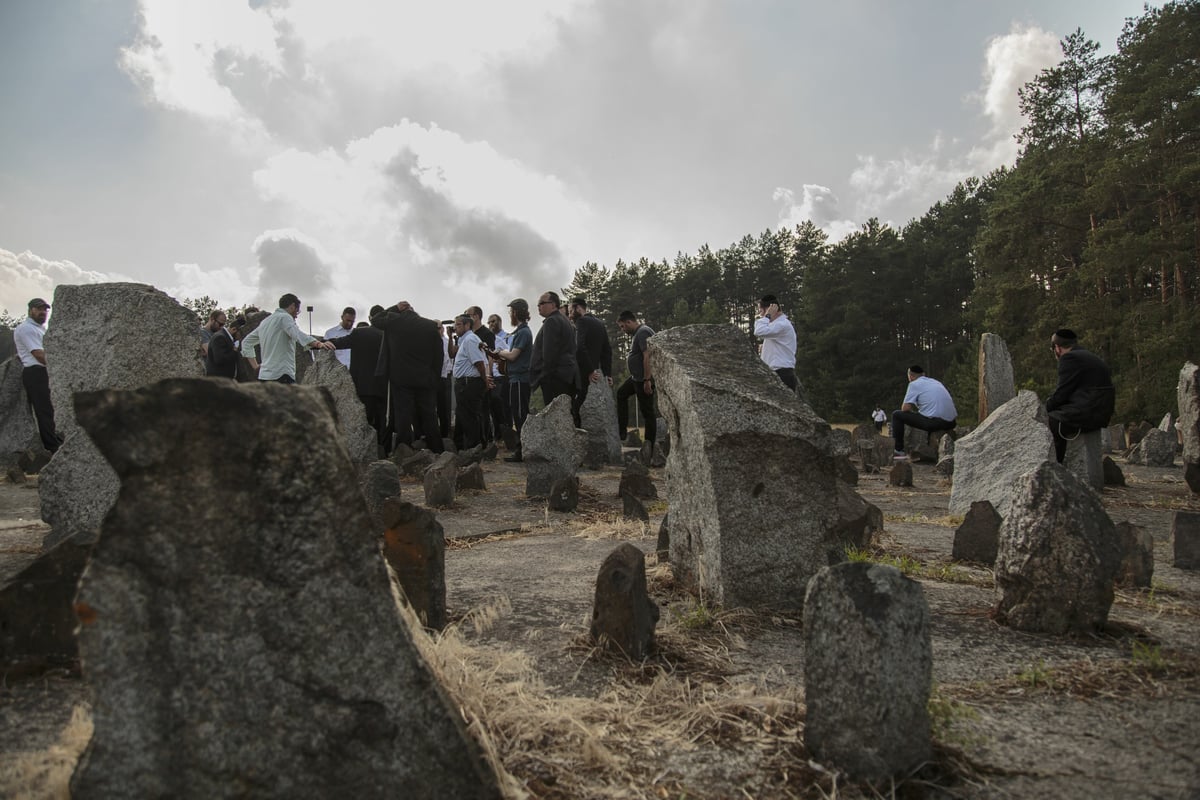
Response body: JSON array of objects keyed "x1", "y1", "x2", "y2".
[
  {"x1": 306, "y1": 305, "x2": 314, "y2": 312},
  {"x1": 440, "y1": 319, "x2": 455, "y2": 326}
]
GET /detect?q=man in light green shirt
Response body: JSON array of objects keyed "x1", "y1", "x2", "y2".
[{"x1": 242, "y1": 293, "x2": 336, "y2": 383}]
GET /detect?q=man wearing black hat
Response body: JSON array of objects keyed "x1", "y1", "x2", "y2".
[
  {"x1": 13, "y1": 298, "x2": 63, "y2": 453},
  {"x1": 1046, "y1": 329, "x2": 1115, "y2": 463},
  {"x1": 205, "y1": 315, "x2": 244, "y2": 379},
  {"x1": 371, "y1": 301, "x2": 444, "y2": 453}
]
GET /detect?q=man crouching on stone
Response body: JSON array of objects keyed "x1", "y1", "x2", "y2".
[{"x1": 1046, "y1": 328, "x2": 1115, "y2": 464}]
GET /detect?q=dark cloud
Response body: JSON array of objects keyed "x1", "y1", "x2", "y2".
[{"x1": 252, "y1": 230, "x2": 333, "y2": 303}]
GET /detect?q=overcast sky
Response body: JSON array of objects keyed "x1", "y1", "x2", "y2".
[{"x1": 0, "y1": 0, "x2": 1149, "y2": 333}]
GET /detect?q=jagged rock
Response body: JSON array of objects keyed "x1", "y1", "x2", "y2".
[
  {"x1": 68, "y1": 378, "x2": 498, "y2": 798},
  {"x1": 836, "y1": 454, "x2": 858, "y2": 485},
  {"x1": 1115, "y1": 521, "x2": 1154, "y2": 588},
  {"x1": 1063, "y1": 429, "x2": 1104, "y2": 492},
  {"x1": 1179, "y1": 363, "x2": 1199, "y2": 494},
  {"x1": 977, "y1": 332, "x2": 1016, "y2": 421},
  {"x1": 399, "y1": 450, "x2": 436, "y2": 478},
  {"x1": 1127, "y1": 429, "x2": 1175, "y2": 467},
  {"x1": 390, "y1": 442, "x2": 415, "y2": 464},
  {"x1": 422, "y1": 452, "x2": 458, "y2": 507},
  {"x1": 456, "y1": 463, "x2": 486, "y2": 491},
  {"x1": 380, "y1": 498, "x2": 447, "y2": 630},
  {"x1": 590, "y1": 543, "x2": 659, "y2": 659},
  {"x1": 657, "y1": 514, "x2": 670, "y2": 559},
  {"x1": 1172, "y1": 511, "x2": 1200, "y2": 570},
  {"x1": 935, "y1": 455, "x2": 954, "y2": 477},
  {"x1": 618, "y1": 461, "x2": 657, "y2": 500},
  {"x1": 0, "y1": 356, "x2": 41, "y2": 468},
  {"x1": 1127, "y1": 421, "x2": 1153, "y2": 447},
  {"x1": 0, "y1": 539, "x2": 92, "y2": 675},
  {"x1": 548, "y1": 476, "x2": 579, "y2": 512},
  {"x1": 481, "y1": 442, "x2": 498, "y2": 461},
  {"x1": 952, "y1": 501, "x2": 1001, "y2": 565},
  {"x1": 38, "y1": 433, "x2": 118, "y2": 551},
  {"x1": 581, "y1": 381, "x2": 623, "y2": 468},
  {"x1": 833, "y1": 482, "x2": 883, "y2": 549},
  {"x1": 1158, "y1": 412, "x2": 1173, "y2": 432},
  {"x1": 889, "y1": 461, "x2": 913, "y2": 487},
  {"x1": 994, "y1": 462, "x2": 1122, "y2": 634},
  {"x1": 1105, "y1": 424, "x2": 1127, "y2": 454},
  {"x1": 1102, "y1": 456, "x2": 1125, "y2": 487},
  {"x1": 360, "y1": 460, "x2": 402, "y2": 524},
  {"x1": 949, "y1": 391, "x2": 1054, "y2": 516},
  {"x1": 302, "y1": 352, "x2": 377, "y2": 463},
  {"x1": 830, "y1": 428, "x2": 851, "y2": 457},
  {"x1": 522, "y1": 395, "x2": 586, "y2": 497},
  {"x1": 621, "y1": 491, "x2": 649, "y2": 522},
  {"x1": 804, "y1": 562, "x2": 931, "y2": 782}
]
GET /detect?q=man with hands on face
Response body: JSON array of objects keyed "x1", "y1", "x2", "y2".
[
  {"x1": 753, "y1": 293, "x2": 799, "y2": 392},
  {"x1": 240, "y1": 293, "x2": 336, "y2": 384},
  {"x1": 371, "y1": 300, "x2": 445, "y2": 453}
]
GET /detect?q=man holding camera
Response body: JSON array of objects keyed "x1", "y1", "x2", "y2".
[{"x1": 241, "y1": 293, "x2": 335, "y2": 384}]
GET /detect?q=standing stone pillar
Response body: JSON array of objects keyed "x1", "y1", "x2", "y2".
[
  {"x1": 1179, "y1": 362, "x2": 1199, "y2": 494},
  {"x1": 977, "y1": 332, "x2": 1016, "y2": 422},
  {"x1": 580, "y1": 382, "x2": 623, "y2": 468}
]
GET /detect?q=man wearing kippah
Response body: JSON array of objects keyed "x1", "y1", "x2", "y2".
[
  {"x1": 891, "y1": 365, "x2": 957, "y2": 460},
  {"x1": 1046, "y1": 328, "x2": 1115, "y2": 463}
]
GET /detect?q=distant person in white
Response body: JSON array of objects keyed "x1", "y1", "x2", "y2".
[
  {"x1": 891, "y1": 365, "x2": 957, "y2": 460},
  {"x1": 13, "y1": 297, "x2": 63, "y2": 452},
  {"x1": 753, "y1": 294, "x2": 799, "y2": 392},
  {"x1": 324, "y1": 306, "x2": 356, "y2": 367},
  {"x1": 241, "y1": 293, "x2": 336, "y2": 384},
  {"x1": 872, "y1": 404, "x2": 887, "y2": 432}
]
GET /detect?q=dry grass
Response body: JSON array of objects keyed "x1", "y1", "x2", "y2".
[{"x1": 0, "y1": 702, "x2": 92, "y2": 799}]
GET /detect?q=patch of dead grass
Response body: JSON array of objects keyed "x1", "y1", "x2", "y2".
[{"x1": 0, "y1": 702, "x2": 92, "y2": 799}]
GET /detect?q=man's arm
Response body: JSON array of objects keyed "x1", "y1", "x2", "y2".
[
  {"x1": 1046, "y1": 354, "x2": 1082, "y2": 411},
  {"x1": 29, "y1": 348, "x2": 47, "y2": 366}
]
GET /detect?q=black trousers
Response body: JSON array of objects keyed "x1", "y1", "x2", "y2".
[
  {"x1": 454, "y1": 377, "x2": 487, "y2": 449},
  {"x1": 507, "y1": 379, "x2": 531, "y2": 443},
  {"x1": 1048, "y1": 414, "x2": 1082, "y2": 464},
  {"x1": 22, "y1": 365, "x2": 61, "y2": 453},
  {"x1": 891, "y1": 409, "x2": 955, "y2": 453},
  {"x1": 360, "y1": 394, "x2": 391, "y2": 455},
  {"x1": 571, "y1": 373, "x2": 592, "y2": 428},
  {"x1": 774, "y1": 367, "x2": 797, "y2": 391},
  {"x1": 616, "y1": 377, "x2": 656, "y2": 443},
  {"x1": 392, "y1": 384, "x2": 443, "y2": 453},
  {"x1": 489, "y1": 375, "x2": 509, "y2": 439},
  {"x1": 539, "y1": 376, "x2": 575, "y2": 409},
  {"x1": 436, "y1": 375, "x2": 452, "y2": 438}
]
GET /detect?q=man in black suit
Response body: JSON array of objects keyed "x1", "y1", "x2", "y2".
[
  {"x1": 1046, "y1": 328, "x2": 1115, "y2": 463},
  {"x1": 529, "y1": 291, "x2": 579, "y2": 407},
  {"x1": 569, "y1": 296, "x2": 612, "y2": 428},
  {"x1": 334, "y1": 305, "x2": 391, "y2": 455},
  {"x1": 371, "y1": 301, "x2": 444, "y2": 453},
  {"x1": 205, "y1": 316, "x2": 243, "y2": 378}
]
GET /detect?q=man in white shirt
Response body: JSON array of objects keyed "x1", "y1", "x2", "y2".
[
  {"x1": 891, "y1": 365, "x2": 958, "y2": 460},
  {"x1": 324, "y1": 307, "x2": 356, "y2": 368},
  {"x1": 241, "y1": 293, "x2": 335, "y2": 383},
  {"x1": 13, "y1": 298, "x2": 63, "y2": 452},
  {"x1": 753, "y1": 294, "x2": 799, "y2": 392},
  {"x1": 451, "y1": 314, "x2": 492, "y2": 448}
]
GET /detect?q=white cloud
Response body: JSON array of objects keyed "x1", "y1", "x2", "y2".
[
  {"x1": 773, "y1": 185, "x2": 859, "y2": 242},
  {"x1": 0, "y1": 248, "x2": 125, "y2": 319}
]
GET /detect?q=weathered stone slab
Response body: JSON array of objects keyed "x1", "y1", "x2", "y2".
[
  {"x1": 1063, "y1": 429, "x2": 1103, "y2": 492},
  {"x1": 657, "y1": 513, "x2": 670, "y2": 560},
  {"x1": 302, "y1": 351, "x2": 378, "y2": 463},
  {"x1": 1127, "y1": 429, "x2": 1175, "y2": 467},
  {"x1": 380, "y1": 498, "x2": 447, "y2": 630},
  {"x1": 0, "y1": 356, "x2": 41, "y2": 469},
  {"x1": 642, "y1": 440, "x2": 667, "y2": 469},
  {"x1": 581, "y1": 381, "x2": 623, "y2": 468},
  {"x1": 803, "y1": 562, "x2": 931, "y2": 782},
  {"x1": 548, "y1": 476, "x2": 579, "y2": 512},
  {"x1": 1179, "y1": 363, "x2": 1199, "y2": 494},
  {"x1": 949, "y1": 391, "x2": 1054, "y2": 516},
  {"x1": 1128, "y1": 421, "x2": 1153, "y2": 447},
  {"x1": 423, "y1": 452, "x2": 458, "y2": 508},
  {"x1": 830, "y1": 428, "x2": 851, "y2": 457},
  {"x1": 456, "y1": 463, "x2": 486, "y2": 491},
  {"x1": 360, "y1": 460, "x2": 402, "y2": 525},
  {"x1": 400, "y1": 450, "x2": 436, "y2": 478},
  {"x1": 994, "y1": 462, "x2": 1122, "y2": 634},
  {"x1": 69, "y1": 378, "x2": 498, "y2": 797},
  {"x1": 1172, "y1": 511, "x2": 1200, "y2": 570},
  {"x1": 1106, "y1": 423, "x2": 1127, "y2": 453},
  {"x1": 522, "y1": 395, "x2": 586, "y2": 497},
  {"x1": 621, "y1": 491, "x2": 649, "y2": 522},
  {"x1": 1115, "y1": 521, "x2": 1154, "y2": 588},
  {"x1": 0, "y1": 539, "x2": 92, "y2": 675},
  {"x1": 833, "y1": 482, "x2": 883, "y2": 549},
  {"x1": 977, "y1": 332, "x2": 1015, "y2": 421},
  {"x1": 618, "y1": 461, "x2": 657, "y2": 500},
  {"x1": 39, "y1": 283, "x2": 204, "y2": 548},
  {"x1": 1159, "y1": 412, "x2": 1173, "y2": 432},
  {"x1": 889, "y1": 461, "x2": 913, "y2": 487},
  {"x1": 649, "y1": 324, "x2": 868, "y2": 609},
  {"x1": 952, "y1": 500, "x2": 1001, "y2": 565},
  {"x1": 589, "y1": 543, "x2": 659, "y2": 659}
]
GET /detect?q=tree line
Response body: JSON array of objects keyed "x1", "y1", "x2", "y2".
[{"x1": 565, "y1": 1, "x2": 1199, "y2": 424}]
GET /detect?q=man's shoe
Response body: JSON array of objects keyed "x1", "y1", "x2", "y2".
[{"x1": 893, "y1": 450, "x2": 908, "y2": 460}]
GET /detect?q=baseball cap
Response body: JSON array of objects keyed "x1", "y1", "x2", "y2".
[{"x1": 28, "y1": 298, "x2": 50, "y2": 309}]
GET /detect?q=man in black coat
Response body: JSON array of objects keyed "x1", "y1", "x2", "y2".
[
  {"x1": 371, "y1": 301, "x2": 444, "y2": 453},
  {"x1": 569, "y1": 296, "x2": 612, "y2": 428},
  {"x1": 205, "y1": 316, "x2": 243, "y2": 379},
  {"x1": 1046, "y1": 328, "x2": 1115, "y2": 463},
  {"x1": 529, "y1": 290, "x2": 579, "y2": 406},
  {"x1": 334, "y1": 305, "x2": 391, "y2": 455}
]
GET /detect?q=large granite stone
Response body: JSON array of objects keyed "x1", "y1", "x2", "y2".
[
  {"x1": 580, "y1": 381, "x2": 623, "y2": 468},
  {"x1": 39, "y1": 283, "x2": 203, "y2": 548},
  {"x1": 380, "y1": 498, "x2": 447, "y2": 630},
  {"x1": 302, "y1": 351, "x2": 378, "y2": 463},
  {"x1": 1179, "y1": 362, "x2": 1199, "y2": 493},
  {"x1": 994, "y1": 462, "x2": 1122, "y2": 634},
  {"x1": 949, "y1": 391, "x2": 1054, "y2": 516},
  {"x1": 68, "y1": 378, "x2": 498, "y2": 798},
  {"x1": 0, "y1": 356, "x2": 41, "y2": 468},
  {"x1": 1115, "y1": 521, "x2": 1154, "y2": 588},
  {"x1": 804, "y1": 562, "x2": 931, "y2": 782},
  {"x1": 977, "y1": 332, "x2": 1015, "y2": 421},
  {"x1": 1127, "y1": 429, "x2": 1175, "y2": 467},
  {"x1": 1063, "y1": 429, "x2": 1104, "y2": 492},
  {"x1": 648, "y1": 324, "x2": 870, "y2": 609},
  {"x1": 521, "y1": 394, "x2": 586, "y2": 497}
]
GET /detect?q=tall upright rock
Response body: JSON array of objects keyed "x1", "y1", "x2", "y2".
[
  {"x1": 977, "y1": 332, "x2": 1016, "y2": 422},
  {"x1": 648, "y1": 324, "x2": 877, "y2": 609},
  {"x1": 1179, "y1": 362, "x2": 1199, "y2": 494},
  {"x1": 302, "y1": 350, "x2": 378, "y2": 464},
  {"x1": 69, "y1": 379, "x2": 498, "y2": 798}
]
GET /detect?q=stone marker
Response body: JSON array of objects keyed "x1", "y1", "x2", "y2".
[
  {"x1": 1115, "y1": 521, "x2": 1154, "y2": 588},
  {"x1": 302, "y1": 351, "x2": 378, "y2": 463},
  {"x1": 1128, "y1": 420, "x2": 1153, "y2": 447},
  {"x1": 1102, "y1": 456, "x2": 1125, "y2": 487},
  {"x1": 360, "y1": 460, "x2": 403, "y2": 525},
  {"x1": 977, "y1": 332, "x2": 1016, "y2": 421},
  {"x1": 803, "y1": 562, "x2": 931, "y2": 783},
  {"x1": 457, "y1": 444, "x2": 485, "y2": 466},
  {"x1": 456, "y1": 463, "x2": 486, "y2": 491},
  {"x1": 1127, "y1": 429, "x2": 1175, "y2": 467},
  {"x1": 548, "y1": 476, "x2": 579, "y2": 512},
  {"x1": 656, "y1": 513, "x2": 670, "y2": 560},
  {"x1": 380, "y1": 498, "x2": 448, "y2": 630},
  {"x1": 649, "y1": 324, "x2": 877, "y2": 608},
  {"x1": 39, "y1": 283, "x2": 204, "y2": 549},
  {"x1": 836, "y1": 454, "x2": 859, "y2": 485},
  {"x1": 952, "y1": 500, "x2": 1001, "y2": 565},
  {"x1": 423, "y1": 451, "x2": 458, "y2": 507},
  {"x1": 390, "y1": 442, "x2": 416, "y2": 463},
  {"x1": 1179, "y1": 362, "x2": 1199, "y2": 493},
  {"x1": 1172, "y1": 511, "x2": 1200, "y2": 570},
  {"x1": 400, "y1": 450, "x2": 436, "y2": 478},
  {"x1": 618, "y1": 460, "x2": 658, "y2": 500},
  {"x1": 1106, "y1": 423, "x2": 1127, "y2": 453},
  {"x1": 0, "y1": 539, "x2": 92, "y2": 675},
  {"x1": 1063, "y1": 429, "x2": 1104, "y2": 492},
  {"x1": 0, "y1": 357, "x2": 42, "y2": 469},
  {"x1": 581, "y1": 381, "x2": 623, "y2": 468},
  {"x1": 641, "y1": 440, "x2": 667, "y2": 468},
  {"x1": 522, "y1": 395, "x2": 586, "y2": 497},
  {"x1": 69, "y1": 378, "x2": 498, "y2": 798},
  {"x1": 949, "y1": 391, "x2": 1054, "y2": 516},
  {"x1": 590, "y1": 543, "x2": 659, "y2": 659},
  {"x1": 481, "y1": 441, "x2": 498, "y2": 461},
  {"x1": 889, "y1": 461, "x2": 913, "y2": 487},
  {"x1": 833, "y1": 482, "x2": 884, "y2": 547},
  {"x1": 994, "y1": 462, "x2": 1122, "y2": 634},
  {"x1": 1159, "y1": 412, "x2": 1173, "y2": 432},
  {"x1": 5, "y1": 465, "x2": 24, "y2": 484},
  {"x1": 830, "y1": 428, "x2": 851, "y2": 457},
  {"x1": 621, "y1": 491, "x2": 649, "y2": 522}
]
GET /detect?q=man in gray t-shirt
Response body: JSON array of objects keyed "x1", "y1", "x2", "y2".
[{"x1": 615, "y1": 310, "x2": 656, "y2": 444}]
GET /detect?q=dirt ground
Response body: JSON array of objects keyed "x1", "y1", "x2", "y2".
[{"x1": 2, "y1": 443, "x2": 1199, "y2": 799}]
